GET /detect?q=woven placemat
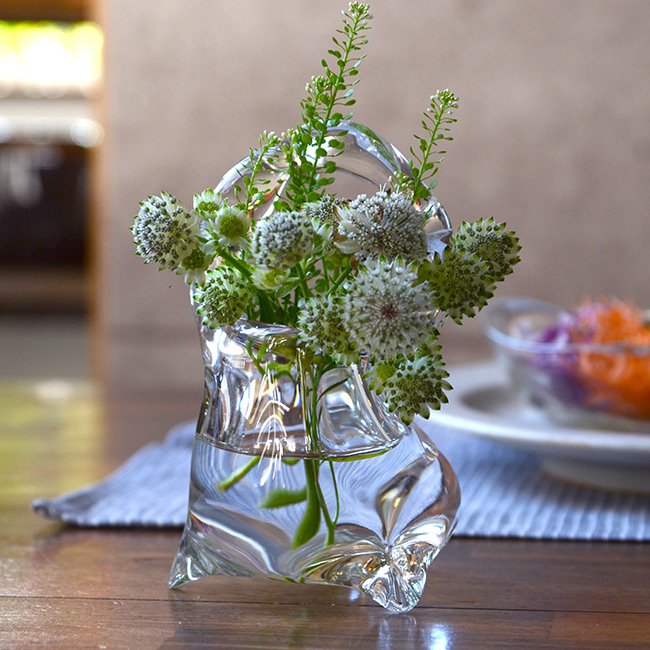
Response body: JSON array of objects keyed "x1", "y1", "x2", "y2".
[{"x1": 32, "y1": 419, "x2": 650, "y2": 540}]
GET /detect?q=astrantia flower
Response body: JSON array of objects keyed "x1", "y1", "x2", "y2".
[
  {"x1": 132, "y1": 192, "x2": 200, "y2": 271},
  {"x1": 344, "y1": 257, "x2": 439, "y2": 360},
  {"x1": 193, "y1": 188, "x2": 222, "y2": 220},
  {"x1": 251, "y1": 210, "x2": 314, "y2": 270},
  {"x1": 193, "y1": 266, "x2": 250, "y2": 328},
  {"x1": 304, "y1": 194, "x2": 344, "y2": 231},
  {"x1": 298, "y1": 294, "x2": 357, "y2": 363},
  {"x1": 452, "y1": 218, "x2": 521, "y2": 283},
  {"x1": 364, "y1": 361, "x2": 397, "y2": 394},
  {"x1": 380, "y1": 352, "x2": 451, "y2": 424},
  {"x1": 304, "y1": 195, "x2": 342, "y2": 255},
  {"x1": 209, "y1": 205, "x2": 252, "y2": 248},
  {"x1": 250, "y1": 267, "x2": 289, "y2": 291},
  {"x1": 425, "y1": 247, "x2": 494, "y2": 324},
  {"x1": 336, "y1": 190, "x2": 427, "y2": 262},
  {"x1": 177, "y1": 245, "x2": 215, "y2": 285}
]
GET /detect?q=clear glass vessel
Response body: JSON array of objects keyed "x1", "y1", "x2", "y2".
[
  {"x1": 169, "y1": 320, "x2": 460, "y2": 613},
  {"x1": 169, "y1": 121, "x2": 460, "y2": 612},
  {"x1": 214, "y1": 121, "x2": 453, "y2": 256}
]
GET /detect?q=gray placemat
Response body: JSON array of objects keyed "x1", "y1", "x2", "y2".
[{"x1": 32, "y1": 419, "x2": 650, "y2": 540}]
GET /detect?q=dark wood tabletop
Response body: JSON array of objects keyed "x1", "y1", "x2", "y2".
[{"x1": 1, "y1": 382, "x2": 649, "y2": 649}]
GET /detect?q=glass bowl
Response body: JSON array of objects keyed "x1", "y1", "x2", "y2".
[{"x1": 483, "y1": 297, "x2": 650, "y2": 432}]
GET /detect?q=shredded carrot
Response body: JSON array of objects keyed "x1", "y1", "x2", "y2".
[{"x1": 570, "y1": 299, "x2": 650, "y2": 418}]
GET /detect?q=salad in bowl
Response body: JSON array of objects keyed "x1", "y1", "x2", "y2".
[{"x1": 484, "y1": 297, "x2": 650, "y2": 431}]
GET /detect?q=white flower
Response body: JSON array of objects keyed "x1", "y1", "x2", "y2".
[
  {"x1": 209, "y1": 205, "x2": 252, "y2": 248},
  {"x1": 193, "y1": 266, "x2": 250, "y2": 328},
  {"x1": 250, "y1": 267, "x2": 289, "y2": 291},
  {"x1": 343, "y1": 257, "x2": 439, "y2": 360},
  {"x1": 177, "y1": 245, "x2": 215, "y2": 285},
  {"x1": 132, "y1": 192, "x2": 200, "y2": 271},
  {"x1": 251, "y1": 210, "x2": 314, "y2": 270},
  {"x1": 379, "y1": 352, "x2": 451, "y2": 424},
  {"x1": 336, "y1": 190, "x2": 427, "y2": 261},
  {"x1": 304, "y1": 194, "x2": 343, "y2": 231},
  {"x1": 193, "y1": 188, "x2": 222, "y2": 220},
  {"x1": 297, "y1": 294, "x2": 357, "y2": 362},
  {"x1": 304, "y1": 195, "x2": 348, "y2": 259}
]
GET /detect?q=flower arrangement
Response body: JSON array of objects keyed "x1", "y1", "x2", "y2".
[{"x1": 132, "y1": 2, "x2": 520, "y2": 426}]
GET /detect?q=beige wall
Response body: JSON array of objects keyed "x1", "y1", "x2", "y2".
[{"x1": 95, "y1": 0, "x2": 650, "y2": 394}]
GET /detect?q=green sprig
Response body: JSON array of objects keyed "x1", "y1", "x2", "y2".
[
  {"x1": 241, "y1": 131, "x2": 281, "y2": 212},
  {"x1": 282, "y1": 2, "x2": 372, "y2": 207},
  {"x1": 397, "y1": 89, "x2": 459, "y2": 201}
]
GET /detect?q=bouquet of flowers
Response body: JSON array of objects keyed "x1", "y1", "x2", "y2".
[
  {"x1": 131, "y1": 2, "x2": 520, "y2": 427},
  {"x1": 132, "y1": 5, "x2": 523, "y2": 606}
]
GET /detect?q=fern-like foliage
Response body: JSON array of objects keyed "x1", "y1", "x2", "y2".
[
  {"x1": 396, "y1": 89, "x2": 459, "y2": 202},
  {"x1": 239, "y1": 130, "x2": 281, "y2": 212},
  {"x1": 280, "y1": 2, "x2": 373, "y2": 208}
]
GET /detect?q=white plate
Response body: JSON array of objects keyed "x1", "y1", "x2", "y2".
[{"x1": 430, "y1": 361, "x2": 650, "y2": 494}]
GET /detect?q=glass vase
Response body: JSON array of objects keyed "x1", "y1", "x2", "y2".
[{"x1": 169, "y1": 318, "x2": 460, "y2": 613}]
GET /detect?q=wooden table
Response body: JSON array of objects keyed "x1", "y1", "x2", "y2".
[{"x1": 1, "y1": 380, "x2": 649, "y2": 649}]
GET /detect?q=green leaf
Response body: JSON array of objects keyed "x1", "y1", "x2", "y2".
[
  {"x1": 291, "y1": 491, "x2": 321, "y2": 549},
  {"x1": 216, "y1": 456, "x2": 261, "y2": 492},
  {"x1": 282, "y1": 458, "x2": 301, "y2": 466},
  {"x1": 259, "y1": 487, "x2": 307, "y2": 509},
  {"x1": 313, "y1": 277, "x2": 329, "y2": 293}
]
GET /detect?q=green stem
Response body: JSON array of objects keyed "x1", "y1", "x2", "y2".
[
  {"x1": 245, "y1": 340, "x2": 266, "y2": 376},
  {"x1": 244, "y1": 132, "x2": 278, "y2": 210},
  {"x1": 220, "y1": 347, "x2": 342, "y2": 550},
  {"x1": 307, "y1": 361, "x2": 337, "y2": 546},
  {"x1": 411, "y1": 93, "x2": 457, "y2": 195},
  {"x1": 292, "y1": 460, "x2": 322, "y2": 549},
  {"x1": 218, "y1": 246, "x2": 252, "y2": 278},
  {"x1": 328, "y1": 460, "x2": 340, "y2": 527},
  {"x1": 216, "y1": 243, "x2": 280, "y2": 323},
  {"x1": 314, "y1": 461, "x2": 335, "y2": 546},
  {"x1": 296, "y1": 263, "x2": 312, "y2": 302},
  {"x1": 256, "y1": 289, "x2": 277, "y2": 323},
  {"x1": 327, "y1": 263, "x2": 353, "y2": 296}
]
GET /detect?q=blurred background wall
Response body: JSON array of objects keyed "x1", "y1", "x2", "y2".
[
  {"x1": 98, "y1": 0, "x2": 650, "y2": 394},
  {"x1": 3, "y1": 1, "x2": 649, "y2": 392}
]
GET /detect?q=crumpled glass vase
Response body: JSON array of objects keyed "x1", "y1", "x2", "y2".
[
  {"x1": 168, "y1": 122, "x2": 460, "y2": 612},
  {"x1": 169, "y1": 319, "x2": 460, "y2": 613}
]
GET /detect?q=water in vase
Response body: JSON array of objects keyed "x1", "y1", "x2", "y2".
[{"x1": 170, "y1": 424, "x2": 459, "y2": 613}]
